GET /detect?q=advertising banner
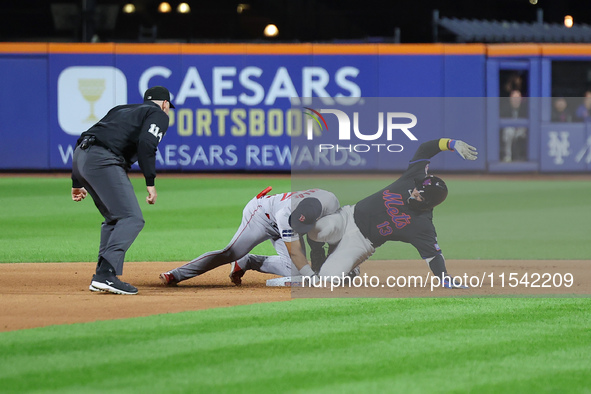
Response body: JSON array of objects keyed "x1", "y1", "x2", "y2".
[{"x1": 48, "y1": 52, "x2": 373, "y2": 172}]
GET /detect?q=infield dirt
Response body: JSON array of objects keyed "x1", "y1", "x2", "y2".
[{"x1": 1, "y1": 260, "x2": 588, "y2": 332}]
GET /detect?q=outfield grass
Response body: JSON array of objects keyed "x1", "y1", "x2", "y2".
[
  {"x1": 0, "y1": 176, "x2": 291, "y2": 263},
  {"x1": 1, "y1": 175, "x2": 590, "y2": 392},
  {"x1": 295, "y1": 176, "x2": 591, "y2": 260},
  {"x1": 1, "y1": 297, "x2": 590, "y2": 393},
  {"x1": 1, "y1": 175, "x2": 589, "y2": 262}
]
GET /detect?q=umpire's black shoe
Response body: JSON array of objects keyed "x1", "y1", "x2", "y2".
[
  {"x1": 90, "y1": 273, "x2": 138, "y2": 295},
  {"x1": 89, "y1": 275, "x2": 104, "y2": 293}
]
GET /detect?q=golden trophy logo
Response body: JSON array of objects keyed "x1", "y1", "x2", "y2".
[{"x1": 78, "y1": 78, "x2": 106, "y2": 122}]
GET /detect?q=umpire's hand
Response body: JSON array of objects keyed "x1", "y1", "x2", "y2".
[
  {"x1": 146, "y1": 186, "x2": 157, "y2": 204},
  {"x1": 72, "y1": 187, "x2": 87, "y2": 202}
]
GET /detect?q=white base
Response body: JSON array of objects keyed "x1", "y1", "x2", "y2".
[{"x1": 266, "y1": 276, "x2": 303, "y2": 287}]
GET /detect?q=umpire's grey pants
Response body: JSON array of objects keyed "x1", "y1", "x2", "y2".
[{"x1": 72, "y1": 145, "x2": 144, "y2": 275}]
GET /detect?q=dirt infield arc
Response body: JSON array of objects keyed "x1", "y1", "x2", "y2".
[
  {"x1": 1, "y1": 260, "x2": 589, "y2": 332},
  {"x1": 0, "y1": 262, "x2": 291, "y2": 332}
]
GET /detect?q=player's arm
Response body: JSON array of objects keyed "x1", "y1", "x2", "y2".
[
  {"x1": 285, "y1": 240, "x2": 316, "y2": 277},
  {"x1": 413, "y1": 235, "x2": 448, "y2": 278},
  {"x1": 426, "y1": 255, "x2": 467, "y2": 289},
  {"x1": 410, "y1": 138, "x2": 478, "y2": 163},
  {"x1": 411, "y1": 229, "x2": 466, "y2": 288},
  {"x1": 425, "y1": 254, "x2": 447, "y2": 278}
]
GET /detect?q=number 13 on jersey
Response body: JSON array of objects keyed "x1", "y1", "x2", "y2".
[{"x1": 377, "y1": 221, "x2": 393, "y2": 236}]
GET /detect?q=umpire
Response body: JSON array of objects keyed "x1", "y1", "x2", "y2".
[{"x1": 71, "y1": 86, "x2": 173, "y2": 295}]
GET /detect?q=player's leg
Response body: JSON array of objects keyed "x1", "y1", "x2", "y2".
[
  {"x1": 257, "y1": 238, "x2": 292, "y2": 276},
  {"x1": 228, "y1": 238, "x2": 291, "y2": 285},
  {"x1": 234, "y1": 253, "x2": 291, "y2": 277},
  {"x1": 308, "y1": 208, "x2": 347, "y2": 245},
  {"x1": 307, "y1": 236, "x2": 327, "y2": 273},
  {"x1": 169, "y1": 198, "x2": 271, "y2": 282},
  {"x1": 317, "y1": 206, "x2": 375, "y2": 278}
]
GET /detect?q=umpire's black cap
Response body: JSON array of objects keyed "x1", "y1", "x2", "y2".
[
  {"x1": 144, "y1": 86, "x2": 175, "y2": 108},
  {"x1": 289, "y1": 198, "x2": 322, "y2": 234}
]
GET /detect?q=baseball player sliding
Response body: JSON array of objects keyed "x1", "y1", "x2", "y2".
[
  {"x1": 308, "y1": 138, "x2": 478, "y2": 288},
  {"x1": 160, "y1": 187, "x2": 339, "y2": 285}
]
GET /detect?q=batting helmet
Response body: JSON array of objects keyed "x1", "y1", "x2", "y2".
[{"x1": 407, "y1": 175, "x2": 448, "y2": 211}]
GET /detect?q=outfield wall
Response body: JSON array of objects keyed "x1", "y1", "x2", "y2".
[{"x1": 0, "y1": 43, "x2": 590, "y2": 173}]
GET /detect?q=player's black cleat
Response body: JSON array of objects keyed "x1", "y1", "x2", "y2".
[{"x1": 90, "y1": 273, "x2": 138, "y2": 295}]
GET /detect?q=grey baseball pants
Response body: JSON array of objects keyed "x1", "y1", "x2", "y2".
[
  {"x1": 72, "y1": 145, "x2": 145, "y2": 275},
  {"x1": 171, "y1": 197, "x2": 291, "y2": 282}
]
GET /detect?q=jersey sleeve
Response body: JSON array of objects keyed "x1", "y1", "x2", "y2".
[
  {"x1": 400, "y1": 138, "x2": 454, "y2": 182},
  {"x1": 410, "y1": 225, "x2": 442, "y2": 259},
  {"x1": 137, "y1": 110, "x2": 169, "y2": 186},
  {"x1": 322, "y1": 191, "x2": 340, "y2": 216},
  {"x1": 409, "y1": 139, "x2": 451, "y2": 163},
  {"x1": 276, "y1": 207, "x2": 299, "y2": 243}
]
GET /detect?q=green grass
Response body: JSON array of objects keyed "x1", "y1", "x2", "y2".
[
  {"x1": 1, "y1": 297, "x2": 590, "y2": 393},
  {"x1": 1, "y1": 175, "x2": 590, "y2": 392},
  {"x1": 0, "y1": 176, "x2": 291, "y2": 263},
  {"x1": 294, "y1": 176, "x2": 591, "y2": 260},
  {"x1": 1, "y1": 175, "x2": 589, "y2": 262}
]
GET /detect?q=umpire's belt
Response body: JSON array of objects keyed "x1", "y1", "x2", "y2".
[{"x1": 79, "y1": 136, "x2": 112, "y2": 152}]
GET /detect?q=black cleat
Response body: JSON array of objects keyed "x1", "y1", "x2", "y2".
[{"x1": 90, "y1": 273, "x2": 138, "y2": 295}]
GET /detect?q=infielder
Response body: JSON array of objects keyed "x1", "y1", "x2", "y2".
[
  {"x1": 159, "y1": 187, "x2": 339, "y2": 285},
  {"x1": 308, "y1": 138, "x2": 478, "y2": 287},
  {"x1": 229, "y1": 190, "x2": 341, "y2": 285}
]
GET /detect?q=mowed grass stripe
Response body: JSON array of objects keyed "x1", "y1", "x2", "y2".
[
  {"x1": 1, "y1": 298, "x2": 589, "y2": 392},
  {"x1": 1, "y1": 176, "x2": 590, "y2": 261},
  {"x1": 0, "y1": 176, "x2": 290, "y2": 263}
]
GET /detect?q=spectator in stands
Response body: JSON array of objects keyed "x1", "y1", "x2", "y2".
[
  {"x1": 575, "y1": 90, "x2": 591, "y2": 122},
  {"x1": 551, "y1": 97, "x2": 572, "y2": 122},
  {"x1": 500, "y1": 90, "x2": 528, "y2": 162},
  {"x1": 501, "y1": 89, "x2": 528, "y2": 119},
  {"x1": 502, "y1": 72, "x2": 524, "y2": 98}
]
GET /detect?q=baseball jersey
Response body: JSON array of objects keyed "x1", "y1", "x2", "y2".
[
  {"x1": 353, "y1": 139, "x2": 446, "y2": 258},
  {"x1": 74, "y1": 101, "x2": 169, "y2": 186},
  {"x1": 263, "y1": 189, "x2": 340, "y2": 244}
]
